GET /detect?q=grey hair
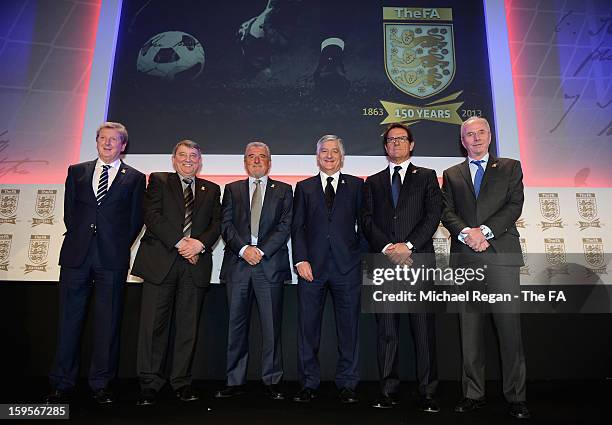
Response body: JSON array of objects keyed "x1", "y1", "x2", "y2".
[
  {"x1": 244, "y1": 141, "x2": 271, "y2": 158},
  {"x1": 315, "y1": 135, "x2": 345, "y2": 158},
  {"x1": 96, "y1": 121, "x2": 128, "y2": 144},
  {"x1": 172, "y1": 139, "x2": 202, "y2": 156},
  {"x1": 461, "y1": 116, "x2": 490, "y2": 137}
]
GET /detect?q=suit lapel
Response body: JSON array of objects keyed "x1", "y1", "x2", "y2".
[
  {"x1": 101, "y1": 161, "x2": 127, "y2": 205},
  {"x1": 169, "y1": 173, "x2": 185, "y2": 214},
  {"x1": 478, "y1": 154, "x2": 498, "y2": 196},
  {"x1": 260, "y1": 178, "x2": 276, "y2": 225},
  {"x1": 331, "y1": 173, "x2": 347, "y2": 215},
  {"x1": 458, "y1": 158, "x2": 475, "y2": 198},
  {"x1": 193, "y1": 177, "x2": 207, "y2": 214},
  {"x1": 397, "y1": 163, "x2": 416, "y2": 207},
  {"x1": 240, "y1": 178, "x2": 250, "y2": 220},
  {"x1": 379, "y1": 167, "x2": 394, "y2": 209},
  {"x1": 82, "y1": 160, "x2": 97, "y2": 204}
]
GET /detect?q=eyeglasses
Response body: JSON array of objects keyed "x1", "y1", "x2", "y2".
[
  {"x1": 464, "y1": 129, "x2": 489, "y2": 139},
  {"x1": 386, "y1": 136, "x2": 410, "y2": 144}
]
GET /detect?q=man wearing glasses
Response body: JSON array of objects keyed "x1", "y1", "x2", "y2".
[
  {"x1": 441, "y1": 117, "x2": 529, "y2": 419},
  {"x1": 362, "y1": 123, "x2": 441, "y2": 412}
]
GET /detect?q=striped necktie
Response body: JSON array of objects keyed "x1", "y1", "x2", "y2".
[
  {"x1": 183, "y1": 178, "x2": 194, "y2": 237},
  {"x1": 96, "y1": 164, "x2": 111, "y2": 206}
]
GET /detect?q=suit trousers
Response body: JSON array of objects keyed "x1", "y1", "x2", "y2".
[
  {"x1": 297, "y1": 256, "x2": 360, "y2": 390},
  {"x1": 137, "y1": 257, "x2": 205, "y2": 391},
  {"x1": 50, "y1": 237, "x2": 127, "y2": 391},
  {"x1": 376, "y1": 311, "x2": 438, "y2": 397},
  {"x1": 459, "y1": 265, "x2": 527, "y2": 402},
  {"x1": 225, "y1": 265, "x2": 284, "y2": 386}
]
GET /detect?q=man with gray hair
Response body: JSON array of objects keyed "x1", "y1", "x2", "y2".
[
  {"x1": 132, "y1": 140, "x2": 221, "y2": 406},
  {"x1": 217, "y1": 141, "x2": 293, "y2": 400},
  {"x1": 291, "y1": 135, "x2": 365, "y2": 403}
]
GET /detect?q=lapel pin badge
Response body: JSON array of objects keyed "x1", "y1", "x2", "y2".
[
  {"x1": 412, "y1": 169, "x2": 418, "y2": 174},
  {"x1": 492, "y1": 163, "x2": 497, "y2": 168},
  {"x1": 201, "y1": 185, "x2": 206, "y2": 191},
  {"x1": 341, "y1": 179, "x2": 346, "y2": 184},
  {"x1": 271, "y1": 183, "x2": 275, "y2": 188},
  {"x1": 121, "y1": 169, "x2": 126, "y2": 174}
]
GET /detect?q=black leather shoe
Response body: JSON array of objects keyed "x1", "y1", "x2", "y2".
[
  {"x1": 44, "y1": 389, "x2": 70, "y2": 404},
  {"x1": 454, "y1": 397, "x2": 486, "y2": 413},
  {"x1": 93, "y1": 388, "x2": 115, "y2": 405},
  {"x1": 417, "y1": 396, "x2": 440, "y2": 413},
  {"x1": 214, "y1": 385, "x2": 246, "y2": 398},
  {"x1": 293, "y1": 387, "x2": 317, "y2": 403},
  {"x1": 136, "y1": 388, "x2": 157, "y2": 406},
  {"x1": 339, "y1": 387, "x2": 358, "y2": 404},
  {"x1": 509, "y1": 401, "x2": 531, "y2": 419},
  {"x1": 176, "y1": 385, "x2": 199, "y2": 402},
  {"x1": 371, "y1": 393, "x2": 399, "y2": 409},
  {"x1": 263, "y1": 384, "x2": 284, "y2": 400}
]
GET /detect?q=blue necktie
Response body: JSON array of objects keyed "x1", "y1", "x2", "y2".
[
  {"x1": 391, "y1": 165, "x2": 402, "y2": 207},
  {"x1": 471, "y1": 160, "x2": 485, "y2": 198}
]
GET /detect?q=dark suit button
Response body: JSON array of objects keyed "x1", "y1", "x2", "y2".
[
  {"x1": 393, "y1": 216, "x2": 397, "y2": 219},
  {"x1": 326, "y1": 235, "x2": 330, "y2": 239},
  {"x1": 90, "y1": 223, "x2": 94, "y2": 228}
]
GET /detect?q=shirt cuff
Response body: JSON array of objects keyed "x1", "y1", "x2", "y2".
[
  {"x1": 175, "y1": 237, "x2": 185, "y2": 248},
  {"x1": 480, "y1": 225, "x2": 494, "y2": 239},
  {"x1": 405, "y1": 241, "x2": 414, "y2": 250},
  {"x1": 239, "y1": 245, "x2": 249, "y2": 257},
  {"x1": 458, "y1": 227, "x2": 470, "y2": 244},
  {"x1": 382, "y1": 243, "x2": 393, "y2": 253}
]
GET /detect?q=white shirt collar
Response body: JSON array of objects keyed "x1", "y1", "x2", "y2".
[
  {"x1": 467, "y1": 153, "x2": 489, "y2": 165},
  {"x1": 96, "y1": 158, "x2": 121, "y2": 170}
]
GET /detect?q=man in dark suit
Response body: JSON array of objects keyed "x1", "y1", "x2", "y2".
[
  {"x1": 441, "y1": 117, "x2": 529, "y2": 419},
  {"x1": 291, "y1": 135, "x2": 364, "y2": 404},
  {"x1": 216, "y1": 142, "x2": 292, "y2": 400},
  {"x1": 362, "y1": 122, "x2": 441, "y2": 412},
  {"x1": 132, "y1": 140, "x2": 221, "y2": 406},
  {"x1": 45, "y1": 122, "x2": 145, "y2": 404}
]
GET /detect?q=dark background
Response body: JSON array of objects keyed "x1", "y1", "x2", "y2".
[
  {"x1": 3, "y1": 283, "x2": 611, "y2": 382},
  {"x1": 107, "y1": 0, "x2": 497, "y2": 156}
]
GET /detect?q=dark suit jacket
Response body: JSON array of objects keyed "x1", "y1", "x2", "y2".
[
  {"x1": 362, "y1": 163, "x2": 442, "y2": 256},
  {"x1": 292, "y1": 173, "x2": 366, "y2": 278},
  {"x1": 59, "y1": 159, "x2": 145, "y2": 270},
  {"x1": 131, "y1": 172, "x2": 221, "y2": 287},
  {"x1": 220, "y1": 177, "x2": 292, "y2": 284},
  {"x1": 441, "y1": 155, "x2": 524, "y2": 266}
]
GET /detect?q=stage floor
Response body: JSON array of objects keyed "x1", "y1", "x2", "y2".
[{"x1": 1, "y1": 379, "x2": 610, "y2": 424}]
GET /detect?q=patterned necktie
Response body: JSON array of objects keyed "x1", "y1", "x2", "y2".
[
  {"x1": 391, "y1": 165, "x2": 402, "y2": 208},
  {"x1": 183, "y1": 178, "x2": 194, "y2": 237},
  {"x1": 251, "y1": 179, "x2": 262, "y2": 238},
  {"x1": 471, "y1": 160, "x2": 485, "y2": 198},
  {"x1": 96, "y1": 164, "x2": 111, "y2": 206},
  {"x1": 324, "y1": 176, "x2": 335, "y2": 211}
]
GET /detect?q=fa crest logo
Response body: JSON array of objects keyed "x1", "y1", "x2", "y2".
[
  {"x1": 519, "y1": 238, "x2": 530, "y2": 275},
  {"x1": 544, "y1": 238, "x2": 568, "y2": 277},
  {"x1": 582, "y1": 238, "x2": 607, "y2": 275},
  {"x1": 0, "y1": 234, "x2": 12, "y2": 271},
  {"x1": 0, "y1": 189, "x2": 20, "y2": 225},
  {"x1": 384, "y1": 24, "x2": 455, "y2": 99},
  {"x1": 32, "y1": 190, "x2": 57, "y2": 226},
  {"x1": 24, "y1": 234, "x2": 50, "y2": 274},
  {"x1": 538, "y1": 193, "x2": 565, "y2": 231},
  {"x1": 576, "y1": 193, "x2": 602, "y2": 230}
]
